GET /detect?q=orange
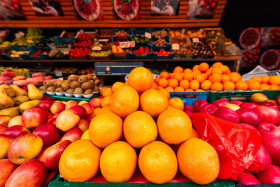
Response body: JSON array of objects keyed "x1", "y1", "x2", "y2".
[
  {"x1": 205, "y1": 68, "x2": 212, "y2": 76},
  {"x1": 112, "y1": 82, "x2": 124, "y2": 92},
  {"x1": 196, "y1": 74, "x2": 205, "y2": 84},
  {"x1": 173, "y1": 72, "x2": 183, "y2": 81},
  {"x1": 93, "y1": 107, "x2": 102, "y2": 115},
  {"x1": 102, "y1": 87, "x2": 113, "y2": 97},
  {"x1": 261, "y1": 83, "x2": 270, "y2": 90},
  {"x1": 152, "y1": 82, "x2": 158, "y2": 89},
  {"x1": 99, "y1": 106, "x2": 112, "y2": 114},
  {"x1": 140, "y1": 89, "x2": 169, "y2": 117},
  {"x1": 223, "y1": 81, "x2": 235, "y2": 90},
  {"x1": 209, "y1": 73, "x2": 222, "y2": 83},
  {"x1": 124, "y1": 111, "x2": 158, "y2": 148},
  {"x1": 127, "y1": 67, "x2": 154, "y2": 93},
  {"x1": 192, "y1": 65, "x2": 199, "y2": 71},
  {"x1": 138, "y1": 141, "x2": 178, "y2": 184},
  {"x1": 183, "y1": 73, "x2": 194, "y2": 81},
  {"x1": 158, "y1": 78, "x2": 168, "y2": 88},
  {"x1": 157, "y1": 108, "x2": 192, "y2": 144},
  {"x1": 261, "y1": 76, "x2": 270, "y2": 84},
  {"x1": 211, "y1": 82, "x2": 223, "y2": 91},
  {"x1": 185, "y1": 89, "x2": 194, "y2": 92},
  {"x1": 101, "y1": 96, "x2": 111, "y2": 108},
  {"x1": 221, "y1": 65, "x2": 230, "y2": 74},
  {"x1": 100, "y1": 141, "x2": 137, "y2": 182},
  {"x1": 154, "y1": 77, "x2": 160, "y2": 84},
  {"x1": 190, "y1": 80, "x2": 200, "y2": 90},
  {"x1": 169, "y1": 73, "x2": 174, "y2": 79},
  {"x1": 270, "y1": 84, "x2": 280, "y2": 90},
  {"x1": 230, "y1": 72, "x2": 241, "y2": 83},
  {"x1": 157, "y1": 86, "x2": 163, "y2": 90},
  {"x1": 190, "y1": 129, "x2": 200, "y2": 138},
  {"x1": 198, "y1": 62, "x2": 209, "y2": 73},
  {"x1": 221, "y1": 74, "x2": 230, "y2": 83},
  {"x1": 184, "y1": 68, "x2": 192, "y2": 74},
  {"x1": 159, "y1": 72, "x2": 170, "y2": 79},
  {"x1": 168, "y1": 79, "x2": 178, "y2": 88},
  {"x1": 250, "y1": 76, "x2": 261, "y2": 82},
  {"x1": 110, "y1": 85, "x2": 139, "y2": 118},
  {"x1": 212, "y1": 67, "x2": 222, "y2": 75},
  {"x1": 193, "y1": 69, "x2": 201, "y2": 75},
  {"x1": 169, "y1": 98, "x2": 184, "y2": 110},
  {"x1": 247, "y1": 80, "x2": 261, "y2": 90},
  {"x1": 200, "y1": 73, "x2": 208, "y2": 80},
  {"x1": 235, "y1": 81, "x2": 248, "y2": 90},
  {"x1": 269, "y1": 76, "x2": 280, "y2": 85},
  {"x1": 100, "y1": 86, "x2": 108, "y2": 96},
  {"x1": 179, "y1": 80, "x2": 189, "y2": 89},
  {"x1": 212, "y1": 62, "x2": 223, "y2": 68},
  {"x1": 158, "y1": 88, "x2": 170, "y2": 99},
  {"x1": 195, "y1": 89, "x2": 204, "y2": 92},
  {"x1": 89, "y1": 112, "x2": 123, "y2": 148},
  {"x1": 201, "y1": 80, "x2": 212, "y2": 90},
  {"x1": 166, "y1": 87, "x2": 174, "y2": 93},
  {"x1": 177, "y1": 138, "x2": 219, "y2": 185},
  {"x1": 174, "y1": 87, "x2": 184, "y2": 92},
  {"x1": 59, "y1": 140, "x2": 101, "y2": 182},
  {"x1": 173, "y1": 66, "x2": 183, "y2": 73}
]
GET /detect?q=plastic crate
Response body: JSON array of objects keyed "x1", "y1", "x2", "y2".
[
  {"x1": 150, "y1": 28, "x2": 169, "y2": 38},
  {"x1": 114, "y1": 28, "x2": 133, "y2": 39},
  {"x1": 152, "y1": 44, "x2": 173, "y2": 59},
  {"x1": 20, "y1": 45, "x2": 50, "y2": 60},
  {"x1": 170, "y1": 92, "x2": 209, "y2": 106},
  {"x1": 151, "y1": 35, "x2": 170, "y2": 46},
  {"x1": 208, "y1": 90, "x2": 280, "y2": 103},
  {"x1": 1, "y1": 45, "x2": 31, "y2": 60},
  {"x1": 236, "y1": 181, "x2": 280, "y2": 187},
  {"x1": 54, "y1": 36, "x2": 75, "y2": 47},
  {"x1": 130, "y1": 45, "x2": 153, "y2": 59},
  {"x1": 132, "y1": 28, "x2": 151, "y2": 36}
]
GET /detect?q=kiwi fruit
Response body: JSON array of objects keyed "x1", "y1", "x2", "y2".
[
  {"x1": 66, "y1": 88, "x2": 74, "y2": 94},
  {"x1": 92, "y1": 75, "x2": 98, "y2": 81},
  {"x1": 68, "y1": 75, "x2": 79, "y2": 82},
  {"x1": 78, "y1": 75, "x2": 88, "y2": 83},
  {"x1": 39, "y1": 86, "x2": 47, "y2": 92},
  {"x1": 90, "y1": 80, "x2": 95, "y2": 88},
  {"x1": 81, "y1": 82, "x2": 91, "y2": 90},
  {"x1": 61, "y1": 81, "x2": 70, "y2": 91},
  {"x1": 47, "y1": 86, "x2": 55, "y2": 92},
  {"x1": 94, "y1": 85, "x2": 100, "y2": 91},
  {"x1": 55, "y1": 87, "x2": 64, "y2": 93},
  {"x1": 44, "y1": 80, "x2": 53, "y2": 87},
  {"x1": 86, "y1": 74, "x2": 93, "y2": 80},
  {"x1": 74, "y1": 87, "x2": 83, "y2": 95},
  {"x1": 54, "y1": 80, "x2": 63, "y2": 88},
  {"x1": 84, "y1": 89, "x2": 93, "y2": 95},
  {"x1": 95, "y1": 79, "x2": 101, "y2": 85},
  {"x1": 99, "y1": 84, "x2": 104, "y2": 87},
  {"x1": 70, "y1": 81, "x2": 81, "y2": 89}
]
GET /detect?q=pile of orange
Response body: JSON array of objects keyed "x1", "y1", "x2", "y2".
[
  {"x1": 154, "y1": 62, "x2": 280, "y2": 92},
  {"x1": 59, "y1": 67, "x2": 220, "y2": 185}
]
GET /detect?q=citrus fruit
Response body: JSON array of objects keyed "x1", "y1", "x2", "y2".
[
  {"x1": 102, "y1": 87, "x2": 113, "y2": 97},
  {"x1": 260, "y1": 83, "x2": 270, "y2": 90},
  {"x1": 269, "y1": 76, "x2": 280, "y2": 85},
  {"x1": 112, "y1": 82, "x2": 124, "y2": 92},
  {"x1": 201, "y1": 80, "x2": 212, "y2": 90},
  {"x1": 192, "y1": 65, "x2": 199, "y2": 71},
  {"x1": 174, "y1": 87, "x2": 184, "y2": 92},
  {"x1": 173, "y1": 72, "x2": 183, "y2": 81},
  {"x1": 230, "y1": 72, "x2": 241, "y2": 83},
  {"x1": 99, "y1": 106, "x2": 112, "y2": 114},
  {"x1": 198, "y1": 62, "x2": 209, "y2": 72},
  {"x1": 247, "y1": 80, "x2": 261, "y2": 90},
  {"x1": 196, "y1": 74, "x2": 205, "y2": 84},
  {"x1": 168, "y1": 79, "x2": 178, "y2": 88},
  {"x1": 158, "y1": 78, "x2": 168, "y2": 88},
  {"x1": 212, "y1": 67, "x2": 222, "y2": 75},
  {"x1": 101, "y1": 96, "x2": 111, "y2": 108},
  {"x1": 152, "y1": 82, "x2": 158, "y2": 89},
  {"x1": 177, "y1": 138, "x2": 220, "y2": 185},
  {"x1": 190, "y1": 80, "x2": 200, "y2": 90},
  {"x1": 173, "y1": 66, "x2": 183, "y2": 73},
  {"x1": 140, "y1": 89, "x2": 169, "y2": 117},
  {"x1": 183, "y1": 73, "x2": 194, "y2": 81},
  {"x1": 261, "y1": 76, "x2": 270, "y2": 84},
  {"x1": 209, "y1": 73, "x2": 222, "y2": 83},
  {"x1": 100, "y1": 141, "x2": 137, "y2": 182},
  {"x1": 100, "y1": 87, "x2": 108, "y2": 96},
  {"x1": 184, "y1": 68, "x2": 192, "y2": 74},
  {"x1": 138, "y1": 141, "x2": 178, "y2": 184},
  {"x1": 169, "y1": 98, "x2": 184, "y2": 110},
  {"x1": 166, "y1": 87, "x2": 174, "y2": 92},
  {"x1": 221, "y1": 65, "x2": 230, "y2": 74},
  {"x1": 159, "y1": 72, "x2": 170, "y2": 79},
  {"x1": 124, "y1": 111, "x2": 157, "y2": 148},
  {"x1": 157, "y1": 108, "x2": 192, "y2": 144},
  {"x1": 221, "y1": 74, "x2": 230, "y2": 83},
  {"x1": 185, "y1": 89, "x2": 194, "y2": 92},
  {"x1": 195, "y1": 89, "x2": 204, "y2": 92},
  {"x1": 190, "y1": 129, "x2": 200, "y2": 138},
  {"x1": 270, "y1": 84, "x2": 279, "y2": 90},
  {"x1": 235, "y1": 81, "x2": 248, "y2": 90},
  {"x1": 212, "y1": 62, "x2": 223, "y2": 68},
  {"x1": 59, "y1": 140, "x2": 101, "y2": 182},
  {"x1": 179, "y1": 80, "x2": 189, "y2": 89},
  {"x1": 211, "y1": 82, "x2": 223, "y2": 91},
  {"x1": 89, "y1": 112, "x2": 122, "y2": 148},
  {"x1": 127, "y1": 67, "x2": 154, "y2": 93},
  {"x1": 93, "y1": 107, "x2": 101, "y2": 115},
  {"x1": 158, "y1": 88, "x2": 170, "y2": 99},
  {"x1": 223, "y1": 81, "x2": 235, "y2": 90},
  {"x1": 110, "y1": 85, "x2": 139, "y2": 118}
]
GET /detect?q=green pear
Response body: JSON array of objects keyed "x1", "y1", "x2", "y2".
[
  {"x1": 0, "y1": 93, "x2": 14, "y2": 110},
  {"x1": 27, "y1": 84, "x2": 43, "y2": 100},
  {"x1": 10, "y1": 85, "x2": 28, "y2": 96}
]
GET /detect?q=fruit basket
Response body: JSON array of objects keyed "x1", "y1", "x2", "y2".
[
  {"x1": 131, "y1": 45, "x2": 153, "y2": 59},
  {"x1": 1, "y1": 45, "x2": 31, "y2": 60},
  {"x1": 152, "y1": 44, "x2": 173, "y2": 59},
  {"x1": 150, "y1": 28, "x2": 169, "y2": 39},
  {"x1": 170, "y1": 92, "x2": 209, "y2": 106},
  {"x1": 114, "y1": 28, "x2": 133, "y2": 39}
]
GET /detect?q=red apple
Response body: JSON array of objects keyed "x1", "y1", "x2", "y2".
[
  {"x1": 77, "y1": 119, "x2": 90, "y2": 132},
  {"x1": 0, "y1": 115, "x2": 11, "y2": 126},
  {"x1": 37, "y1": 100, "x2": 54, "y2": 111},
  {"x1": 259, "y1": 101, "x2": 278, "y2": 108},
  {"x1": 193, "y1": 99, "x2": 208, "y2": 112},
  {"x1": 213, "y1": 107, "x2": 239, "y2": 123},
  {"x1": 50, "y1": 102, "x2": 65, "y2": 115},
  {"x1": 184, "y1": 105, "x2": 193, "y2": 112},
  {"x1": 89, "y1": 97, "x2": 101, "y2": 108},
  {"x1": 237, "y1": 171, "x2": 261, "y2": 185},
  {"x1": 250, "y1": 93, "x2": 268, "y2": 103},
  {"x1": 56, "y1": 110, "x2": 80, "y2": 132},
  {"x1": 240, "y1": 102, "x2": 259, "y2": 110},
  {"x1": 47, "y1": 112, "x2": 53, "y2": 120},
  {"x1": 69, "y1": 105, "x2": 87, "y2": 119},
  {"x1": 185, "y1": 110, "x2": 192, "y2": 118},
  {"x1": 258, "y1": 123, "x2": 280, "y2": 166},
  {"x1": 60, "y1": 128, "x2": 83, "y2": 142},
  {"x1": 0, "y1": 125, "x2": 8, "y2": 134},
  {"x1": 81, "y1": 103, "x2": 94, "y2": 116},
  {"x1": 5, "y1": 159, "x2": 46, "y2": 187},
  {"x1": 238, "y1": 123, "x2": 258, "y2": 131},
  {"x1": 199, "y1": 104, "x2": 218, "y2": 115},
  {"x1": 87, "y1": 113, "x2": 96, "y2": 122},
  {"x1": 212, "y1": 98, "x2": 229, "y2": 107},
  {"x1": 37, "y1": 140, "x2": 71, "y2": 170},
  {"x1": 8, "y1": 134, "x2": 43, "y2": 165},
  {"x1": 3, "y1": 125, "x2": 30, "y2": 138},
  {"x1": 78, "y1": 100, "x2": 88, "y2": 105},
  {"x1": 254, "y1": 106, "x2": 280, "y2": 124},
  {"x1": 277, "y1": 95, "x2": 280, "y2": 105},
  {"x1": 247, "y1": 144, "x2": 271, "y2": 173},
  {"x1": 42, "y1": 170, "x2": 57, "y2": 187},
  {"x1": 222, "y1": 103, "x2": 240, "y2": 111},
  {"x1": 22, "y1": 108, "x2": 49, "y2": 129},
  {"x1": 229, "y1": 100, "x2": 243, "y2": 106},
  {"x1": 8, "y1": 116, "x2": 23, "y2": 127},
  {"x1": 47, "y1": 113, "x2": 59, "y2": 123},
  {"x1": 32, "y1": 123, "x2": 59, "y2": 147},
  {"x1": 0, "y1": 159, "x2": 17, "y2": 187},
  {"x1": 256, "y1": 165, "x2": 280, "y2": 184},
  {"x1": 0, "y1": 134, "x2": 14, "y2": 159},
  {"x1": 65, "y1": 100, "x2": 78, "y2": 110},
  {"x1": 236, "y1": 108, "x2": 261, "y2": 127}
]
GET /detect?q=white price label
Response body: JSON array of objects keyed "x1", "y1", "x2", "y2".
[
  {"x1": 192, "y1": 38, "x2": 200, "y2": 43},
  {"x1": 55, "y1": 71, "x2": 62, "y2": 77},
  {"x1": 92, "y1": 46, "x2": 102, "y2": 51},
  {"x1": 99, "y1": 39, "x2": 109, "y2": 42},
  {"x1": 145, "y1": 32, "x2": 152, "y2": 39},
  {"x1": 119, "y1": 41, "x2": 135, "y2": 48},
  {"x1": 172, "y1": 44, "x2": 180, "y2": 50},
  {"x1": 15, "y1": 32, "x2": 25, "y2": 39}
]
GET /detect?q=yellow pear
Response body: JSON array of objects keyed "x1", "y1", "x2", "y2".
[
  {"x1": 0, "y1": 93, "x2": 14, "y2": 110},
  {"x1": 27, "y1": 84, "x2": 43, "y2": 100},
  {"x1": 0, "y1": 86, "x2": 16, "y2": 98},
  {"x1": 0, "y1": 107, "x2": 19, "y2": 117},
  {"x1": 19, "y1": 100, "x2": 41, "y2": 113},
  {"x1": 10, "y1": 85, "x2": 28, "y2": 96},
  {"x1": 13, "y1": 96, "x2": 30, "y2": 106}
]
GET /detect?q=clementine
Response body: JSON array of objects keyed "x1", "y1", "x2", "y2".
[
  {"x1": 269, "y1": 76, "x2": 280, "y2": 85},
  {"x1": 173, "y1": 66, "x2": 183, "y2": 73},
  {"x1": 198, "y1": 62, "x2": 209, "y2": 73},
  {"x1": 230, "y1": 72, "x2": 241, "y2": 83},
  {"x1": 235, "y1": 81, "x2": 248, "y2": 90},
  {"x1": 179, "y1": 80, "x2": 190, "y2": 89},
  {"x1": 101, "y1": 96, "x2": 111, "y2": 108},
  {"x1": 174, "y1": 87, "x2": 185, "y2": 92},
  {"x1": 173, "y1": 72, "x2": 183, "y2": 81},
  {"x1": 159, "y1": 72, "x2": 170, "y2": 79},
  {"x1": 112, "y1": 82, "x2": 124, "y2": 92},
  {"x1": 211, "y1": 82, "x2": 223, "y2": 91},
  {"x1": 190, "y1": 80, "x2": 200, "y2": 90},
  {"x1": 223, "y1": 81, "x2": 235, "y2": 90},
  {"x1": 158, "y1": 78, "x2": 168, "y2": 88},
  {"x1": 127, "y1": 67, "x2": 154, "y2": 93},
  {"x1": 209, "y1": 73, "x2": 222, "y2": 83},
  {"x1": 201, "y1": 80, "x2": 212, "y2": 90},
  {"x1": 169, "y1": 98, "x2": 184, "y2": 110},
  {"x1": 168, "y1": 79, "x2": 178, "y2": 88}
]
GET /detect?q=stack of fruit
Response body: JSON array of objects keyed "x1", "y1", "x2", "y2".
[
  {"x1": 0, "y1": 67, "x2": 29, "y2": 77},
  {"x1": 154, "y1": 62, "x2": 280, "y2": 92}
]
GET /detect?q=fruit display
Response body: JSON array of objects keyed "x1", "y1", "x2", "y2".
[
  {"x1": 152, "y1": 37, "x2": 168, "y2": 46},
  {"x1": 154, "y1": 62, "x2": 280, "y2": 92},
  {"x1": 192, "y1": 40, "x2": 215, "y2": 59},
  {"x1": 132, "y1": 46, "x2": 150, "y2": 55},
  {"x1": 114, "y1": 30, "x2": 130, "y2": 38},
  {"x1": 151, "y1": 29, "x2": 168, "y2": 38},
  {"x1": 239, "y1": 27, "x2": 261, "y2": 50},
  {"x1": 269, "y1": 27, "x2": 280, "y2": 43},
  {"x1": 242, "y1": 48, "x2": 261, "y2": 64},
  {"x1": 41, "y1": 74, "x2": 102, "y2": 98},
  {"x1": 0, "y1": 67, "x2": 29, "y2": 77},
  {"x1": 153, "y1": 48, "x2": 171, "y2": 57},
  {"x1": 90, "y1": 50, "x2": 111, "y2": 58},
  {"x1": 187, "y1": 30, "x2": 204, "y2": 38},
  {"x1": 132, "y1": 36, "x2": 150, "y2": 46},
  {"x1": 111, "y1": 45, "x2": 130, "y2": 56}
]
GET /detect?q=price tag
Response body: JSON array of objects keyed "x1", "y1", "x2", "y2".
[
  {"x1": 105, "y1": 66, "x2": 111, "y2": 74},
  {"x1": 119, "y1": 41, "x2": 135, "y2": 48},
  {"x1": 192, "y1": 38, "x2": 200, "y2": 43},
  {"x1": 15, "y1": 32, "x2": 25, "y2": 39},
  {"x1": 99, "y1": 39, "x2": 109, "y2": 42},
  {"x1": 92, "y1": 46, "x2": 102, "y2": 51},
  {"x1": 145, "y1": 32, "x2": 152, "y2": 39},
  {"x1": 172, "y1": 44, "x2": 180, "y2": 50},
  {"x1": 55, "y1": 71, "x2": 62, "y2": 77}
]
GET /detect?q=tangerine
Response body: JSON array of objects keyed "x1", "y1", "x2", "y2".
[
  {"x1": 221, "y1": 74, "x2": 230, "y2": 83},
  {"x1": 101, "y1": 96, "x2": 111, "y2": 108},
  {"x1": 221, "y1": 65, "x2": 230, "y2": 74},
  {"x1": 112, "y1": 82, "x2": 124, "y2": 92},
  {"x1": 247, "y1": 80, "x2": 261, "y2": 90},
  {"x1": 190, "y1": 80, "x2": 200, "y2": 90},
  {"x1": 166, "y1": 87, "x2": 174, "y2": 92},
  {"x1": 159, "y1": 72, "x2": 170, "y2": 79},
  {"x1": 212, "y1": 62, "x2": 223, "y2": 68},
  {"x1": 223, "y1": 81, "x2": 235, "y2": 90},
  {"x1": 269, "y1": 76, "x2": 280, "y2": 85},
  {"x1": 201, "y1": 80, "x2": 212, "y2": 90},
  {"x1": 102, "y1": 87, "x2": 113, "y2": 97},
  {"x1": 211, "y1": 82, "x2": 223, "y2": 91},
  {"x1": 260, "y1": 83, "x2": 270, "y2": 90},
  {"x1": 173, "y1": 66, "x2": 183, "y2": 73},
  {"x1": 230, "y1": 72, "x2": 242, "y2": 83},
  {"x1": 184, "y1": 68, "x2": 192, "y2": 74},
  {"x1": 196, "y1": 74, "x2": 205, "y2": 84},
  {"x1": 168, "y1": 79, "x2": 179, "y2": 88},
  {"x1": 169, "y1": 98, "x2": 184, "y2": 110},
  {"x1": 173, "y1": 72, "x2": 183, "y2": 81},
  {"x1": 209, "y1": 73, "x2": 222, "y2": 83},
  {"x1": 174, "y1": 87, "x2": 185, "y2": 92},
  {"x1": 127, "y1": 67, "x2": 154, "y2": 93},
  {"x1": 270, "y1": 84, "x2": 280, "y2": 90},
  {"x1": 235, "y1": 81, "x2": 248, "y2": 90},
  {"x1": 192, "y1": 65, "x2": 199, "y2": 71},
  {"x1": 179, "y1": 80, "x2": 190, "y2": 89},
  {"x1": 158, "y1": 78, "x2": 168, "y2": 88},
  {"x1": 212, "y1": 67, "x2": 222, "y2": 75},
  {"x1": 183, "y1": 73, "x2": 194, "y2": 81},
  {"x1": 261, "y1": 76, "x2": 270, "y2": 84},
  {"x1": 198, "y1": 62, "x2": 209, "y2": 72}
]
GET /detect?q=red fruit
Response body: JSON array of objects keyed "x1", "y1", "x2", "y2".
[
  {"x1": 254, "y1": 106, "x2": 280, "y2": 124},
  {"x1": 236, "y1": 108, "x2": 262, "y2": 127},
  {"x1": 237, "y1": 171, "x2": 261, "y2": 185},
  {"x1": 213, "y1": 107, "x2": 239, "y2": 123},
  {"x1": 193, "y1": 99, "x2": 208, "y2": 112},
  {"x1": 256, "y1": 165, "x2": 280, "y2": 184},
  {"x1": 199, "y1": 104, "x2": 218, "y2": 115},
  {"x1": 212, "y1": 98, "x2": 229, "y2": 107}
]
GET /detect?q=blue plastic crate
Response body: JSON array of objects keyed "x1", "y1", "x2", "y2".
[
  {"x1": 152, "y1": 44, "x2": 173, "y2": 59},
  {"x1": 130, "y1": 45, "x2": 153, "y2": 59},
  {"x1": 20, "y1": 45, "x2": 50, "y2": 60},
  {"x1": 170, "y1": 92, "x2": 209, "y2": 107},
  {"x1": 114, "y1": 28, "x2": 133, "y2": 39},
  {"x1": 54, "y1": 36, "x2": 75, "y2": 47},
  {"x1": 2, "y1": 45, "x2": 31, "y2": 60},
  {"x1": 151, "y1": 35, "x2": 170, "y2": 45},
  {"x1": 132, "y1": 28, "x2": 151, "y2": 36},
  {"x1": 110, "y1": 53, "x2": 131, "y2": 59}
]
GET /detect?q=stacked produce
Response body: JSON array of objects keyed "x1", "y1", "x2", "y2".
[{"x1": 0, "y1": 67, "x2": 29, "y2": 77}]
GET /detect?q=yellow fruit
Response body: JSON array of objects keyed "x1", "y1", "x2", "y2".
[
  {"x1": 81, "y1": 130, "x2": 89, "y2": 140},
  {"x1": 112, "y1": 82, "x2": 124, "y2": 92},
  {"x1": 169, "y1": 98, "x2": 184, "y2": 110}
]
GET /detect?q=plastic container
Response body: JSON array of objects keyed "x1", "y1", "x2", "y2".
[
  {"x1": 170, "y1": 92, "x2": 209, "y2": 106},
  {"x1": 20, "y1": 45, "x2": 50, "y2": 60},
  {"x1": 207, "y1": 90, "x2": 280, "y2": 103},
  {"x1": 114, "y1": 28, "x2": 133, "y2": 39},
  {"x1": 151, "y1": 35, "x2": 170, "y2": 46},
  {"x1": 152, "y1": 44, "x2": 173, "y2": 59},
  {"x1": 54, "y1": 36, "x2": 75, "y2": 47},
  {"x1": 130, "y1": 45, "x2": 153, "y2": 59},
  {"x1": 132, "y1": 28, "x2": 151, "y2": 36},
  {"x1": 2, "y1": 45, "x2": 30, "y2": 60},
  {"x1": 150, "y1": 28, "x2": 169, "y2": 38}
]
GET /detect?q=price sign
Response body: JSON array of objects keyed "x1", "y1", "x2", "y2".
[
  {"x1": 145, "y1": 32, "x2": 152, "y2": 39},
  {"x1": 192, "y1": 38, "x2": 200, "y2": 43},
  {"x1": 92, "y1": 46, "x2": 102, "y2": 51},
  {"x1": 15, "y1": 32, "x2": 25, "y2": 39},
  {"x1": 172, "y1": 44, "x2": 180, "y2": 50},
  {"x1": 55, "y1": 71, "x2": 62, "y2": 77},
  {"x1": 99, "y1": 39, "x2": 109, "y2": 42},
  {"x1": 119, "y1": 41, "x2": 135, "y2": 48}
]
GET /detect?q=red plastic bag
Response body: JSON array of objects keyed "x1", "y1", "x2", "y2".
[{"x1": 191, "y1": 113, "x2": 262, "y2": 180}]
